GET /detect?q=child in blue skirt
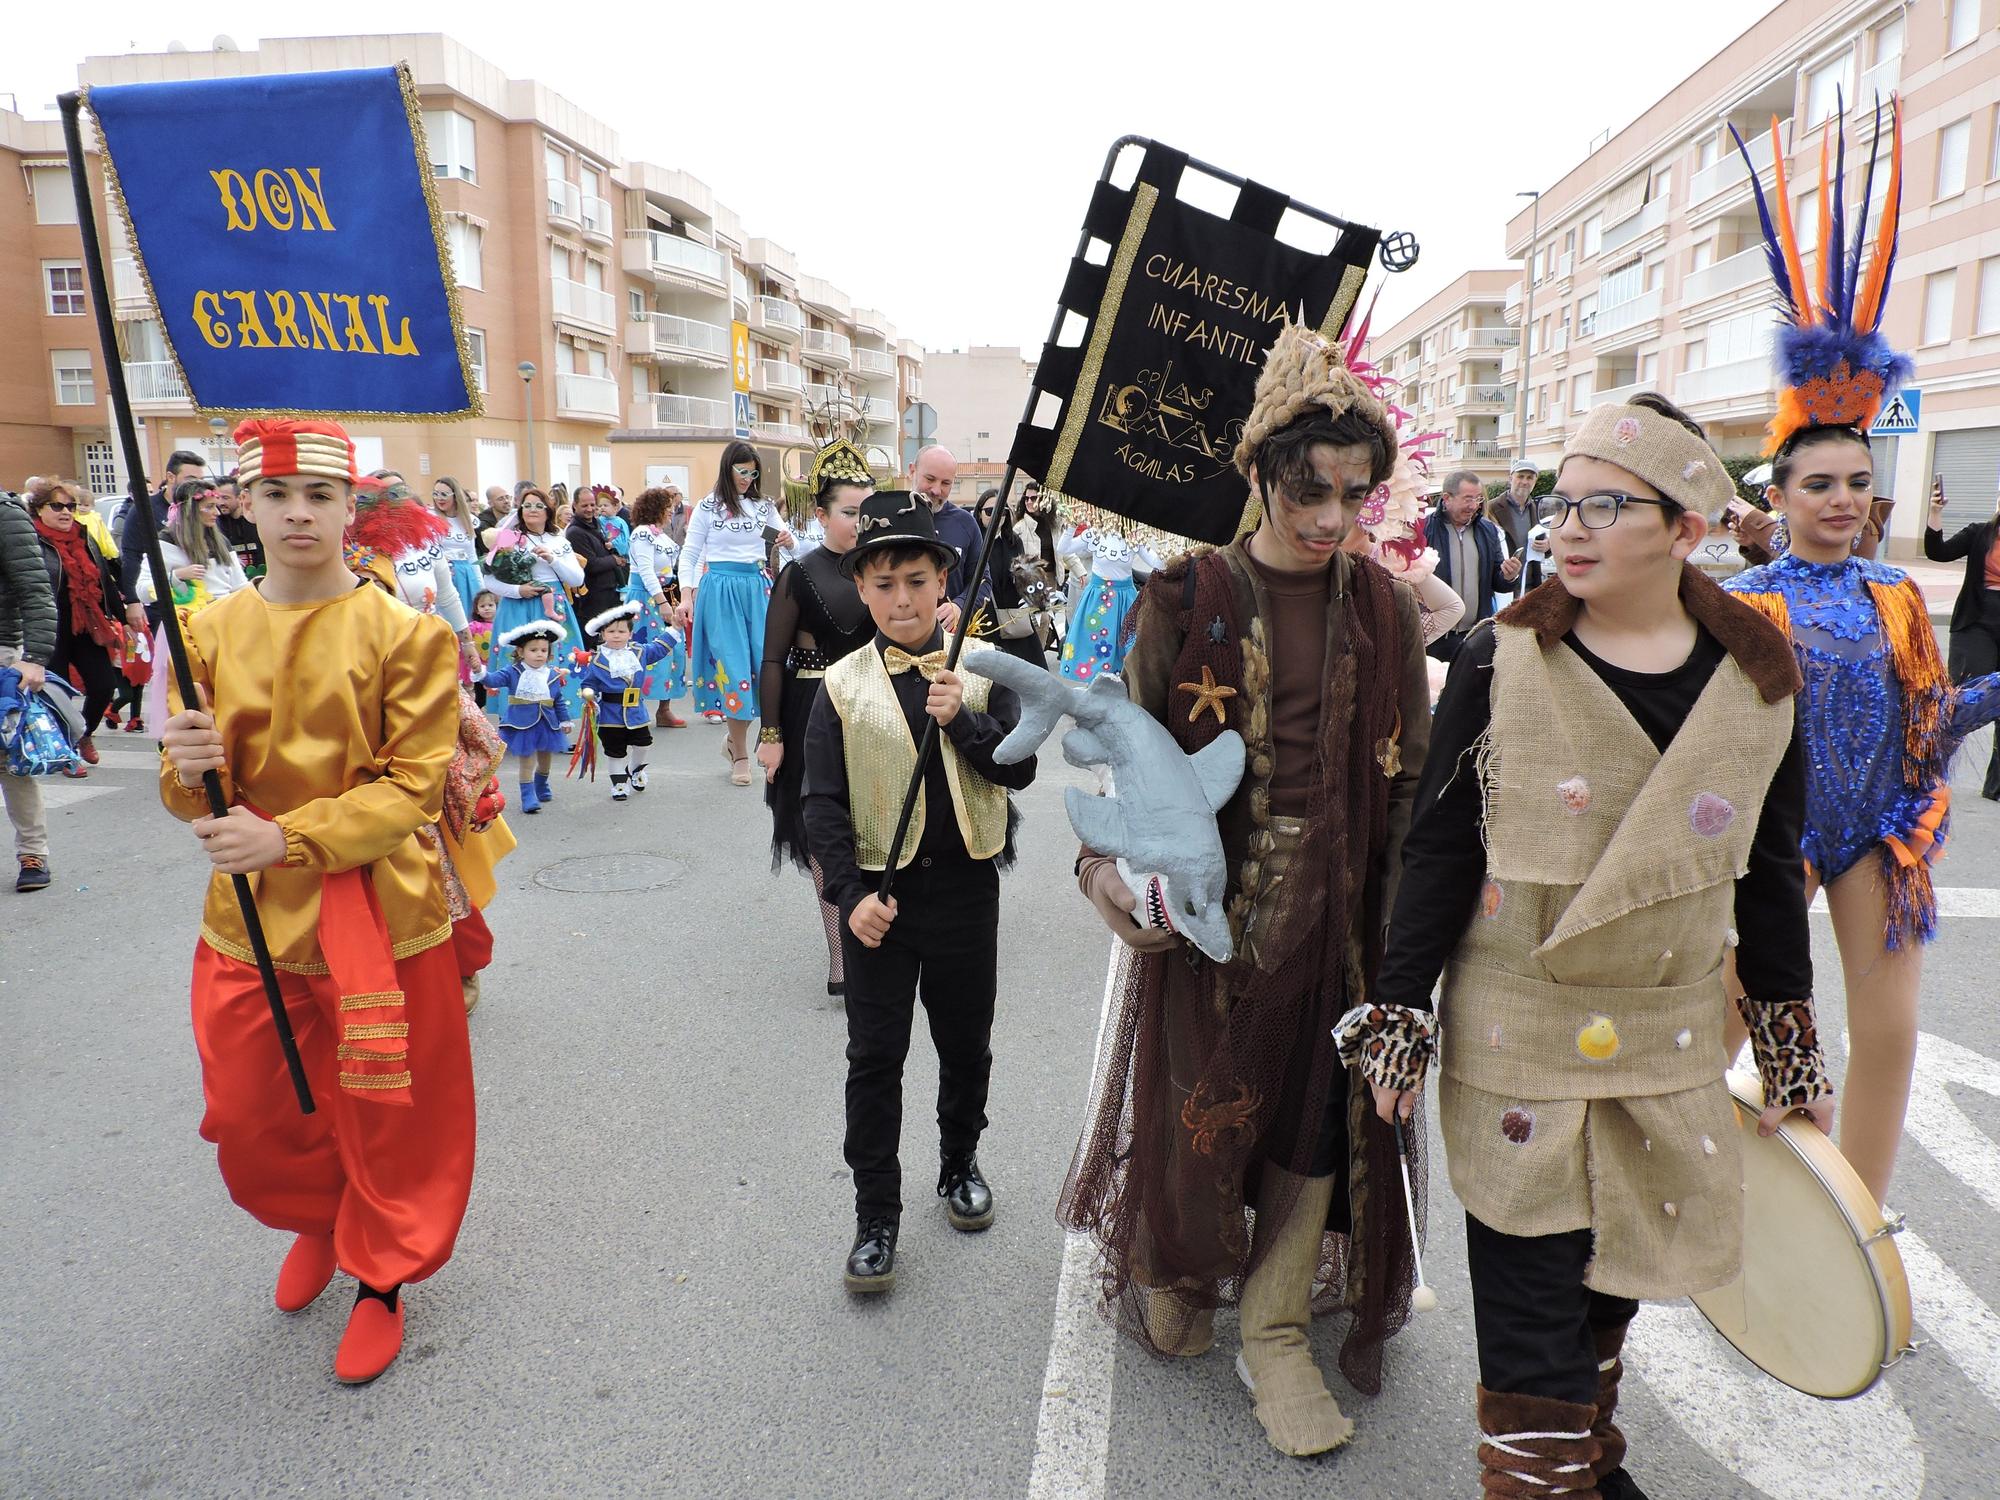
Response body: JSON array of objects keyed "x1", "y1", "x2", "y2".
[{"x1": 484, "y1": 620, "x2": 573, "y2": 814}]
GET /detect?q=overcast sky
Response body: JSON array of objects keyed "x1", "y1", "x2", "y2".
[{"x1": 9, "y1": 0, "x2": 1781, "y2": 354}]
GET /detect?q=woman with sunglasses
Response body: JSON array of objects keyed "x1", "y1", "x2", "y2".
[
  {"x1": 1356, "y1": 395, "x2": 1829, "y2": 1498},
  {"x1": 677, "y1": 442, "x2": 794, "y2": 784},
  {"x1": 963, "y1": 487, "x2": 1049, "y2": 667},
  {"x1": 26, "y1": 478, "x2": 145, "y2": 773}
]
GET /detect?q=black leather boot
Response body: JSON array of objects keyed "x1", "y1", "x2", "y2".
[
  {"x1": 938, "y1": 1152, "x2": 994, "y2": 1232},
  {"x1": 844, "y1": 1216, "x2": 898, "y2": 1293}
]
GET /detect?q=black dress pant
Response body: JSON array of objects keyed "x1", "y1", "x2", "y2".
[
  {"x1": 1464, "y1": 1212, "x2": 1640, "y2": 1406},
  {"x1": 49, "y1": 630, "x2": 122, "y2": 737},
  {"x1": 1948, "y1": 593, "x2": 2000, "y2": 799},
  {"x1": 841, "y1": 854, "x2": 999, "y2": 1218}
]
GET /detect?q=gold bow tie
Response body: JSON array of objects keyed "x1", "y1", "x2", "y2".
[{"x1": 884, "y1": 647, "x2": 949, "y2": 681}]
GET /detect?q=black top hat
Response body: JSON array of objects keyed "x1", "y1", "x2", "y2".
[{"x1": 838, "y1": 490, "x2": 960, "y2": 578}]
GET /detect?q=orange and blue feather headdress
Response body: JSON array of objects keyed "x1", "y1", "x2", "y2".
[{"x1": 1730, "y1": 92, "x2": 1912, "y2": 456}]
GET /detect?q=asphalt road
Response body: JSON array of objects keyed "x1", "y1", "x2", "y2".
[{"x1": 3, "y1": 710, "x2": 1995, "y2": 1500}]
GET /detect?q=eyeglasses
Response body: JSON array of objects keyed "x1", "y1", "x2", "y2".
[
  {"x1": 1534, "y1": 492, "x2": 1679, "y2": 529},
  {"x1": 731, "y1": 465, "x2": 758, "y2": 479},
  {"x1": 41, "y1": 500, "x2": 76, "y2": 512}
]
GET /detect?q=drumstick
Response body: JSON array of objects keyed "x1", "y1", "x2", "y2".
[{"x1": 1393, "y1": 1116, "x2": 1438, "y2": 1312}]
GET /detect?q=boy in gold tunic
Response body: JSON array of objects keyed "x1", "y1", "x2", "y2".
[
  {"x1": 158, "y1": 418, "x2": 474, "y2": 1385},
  {"x1": 1346, "y1": 396, "x2": 1834, "y2": 1498},
  {"x1": 800, "y1": 491, "x2": 1036, "y2": 1294}
]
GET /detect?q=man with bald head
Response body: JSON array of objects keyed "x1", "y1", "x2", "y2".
[{"x1": 909, "y1": 445, "x2": 981, "y2": 608}]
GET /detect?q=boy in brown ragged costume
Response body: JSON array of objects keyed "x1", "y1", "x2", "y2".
[
  {"x1": 1063, "y1": 321, "x2": 1434, "y2": 1458},
  {"x1": 1344, "y1": 394, "x2": 1834, "y2": 1498}
]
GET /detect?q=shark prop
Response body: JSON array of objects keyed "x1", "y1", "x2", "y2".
[{"x1": 961, "y1": 651, "x2": 1245, "y2": 963}]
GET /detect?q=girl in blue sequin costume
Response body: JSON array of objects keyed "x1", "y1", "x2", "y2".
[
  {"x1": 1717, "y1": 93, "x2": 2000, "y2": 1204},
  {"x1": 1729, "y1": 430, "x2": 1998, "y2": 1204}
]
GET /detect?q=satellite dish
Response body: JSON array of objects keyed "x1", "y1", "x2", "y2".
[
  {"x1": 213, "y1": 35, "x2": 238, "y2": 51},
  {"x1": 166, "y1": 40, "x2": 188, "y2": 53}
]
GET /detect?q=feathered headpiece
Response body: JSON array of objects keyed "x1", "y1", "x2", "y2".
[
  {"x1": 344, "y1": 480, "x2": 450, "y2": 587},
  {"x1": 1233, "y1": 311, "x2": 1399, "y2": 481},
  {"x1": 1731, "y1": 92, "x2": 1912, "y2": 456},
  {"x1": 804, "y1": 382, "x2": 877, "y2": 499}
]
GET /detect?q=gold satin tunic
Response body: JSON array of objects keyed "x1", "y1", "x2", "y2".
[{"x1": 158, "y1": 581, "x2": 459, "y2": 973}]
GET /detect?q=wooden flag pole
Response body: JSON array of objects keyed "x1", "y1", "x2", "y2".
[{"x1": 60, "y1": 91, "x2": 315, "y2": 1114}]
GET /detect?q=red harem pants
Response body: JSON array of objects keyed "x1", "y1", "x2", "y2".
[{"x1": 189, "y1": 939, "x2": 476, "y2": 1289}]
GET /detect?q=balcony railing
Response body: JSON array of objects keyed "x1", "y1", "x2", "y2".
[
  {"x1": 755, "y1": 295, "x2": 804, "y2": 341},
  {"x1": 803, "y1": 382, "x2": 843, "y2": 408},
  {"x1": 802, "y1": 328, "x2": 853, "y2": 366},
  {"x1": 580, "y1": 194, "x2": 613, "y2": 241},
  {"x1": 1674, "y1": 355, "x2": 1771, "y2": 405},
  {"x1": 1464, "y1": 327, "x2": 1521, "y2": 349},
  {"x1": 755, "y1": 359, "x2": 805, "y2": 396},
  {"x1": 555, "y1": 371, "x2": 620, "y2": 419},
  {"x1": 552, "y1": 277, "x2": 615, "y2": 330},
  {"x1": 1683, "y1": 245, "x2": 1766, "y2": 304},
  {"x1": 1601, "y1": 197, "x2": 1668, "y2": 257},
  {"x1": 861, "y1": 396, "x2": 896, "y2": 424},
  {"x1": 546, "y1": 177, "x2": 581, "y2": 225},
  {"x1": 124, "y1": 360, "x2": 189, "y2": 404},
  {"x1": 1504, "y1": 283, "x2": 1525, "y2": 320},
  {"x1": 854, "y1": 346, "x2": 896, "y2": 377},
  {"x1": 756, "y1": 420, "x2": 807, "y2": 443},
  {"x1": 1858, "y1": 54, "x2": 1900, "y2": 108},
  {"x1": 638, "y1": 229, "x2": 726, "y2": 285},
  {"x1": 1454, "y1": 382, "x2": 1516, "y2": 408},
  {"x1": 113, "y1": 256, "x2": 149, "y2": 312},
  {"x1": 1593, "y1": 379, "x2": 1646, "y2": 408},
  {"x1": 651, "y1": 313, "x2": 730, "y2": 361},
  {"x1": 1593, "y1": 288, "x2": 1663, "y2": 339},
  {"x1": 1689, "y1": 120, "x2": 1787, "y2": 204},
  {"x1": 651, "y1": 392, "x2": 731, "y2": 429},
  {"x1": 1446, "y1": 438, "x2": 1506, "y2": 460}
]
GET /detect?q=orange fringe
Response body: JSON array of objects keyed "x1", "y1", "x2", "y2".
[
  {"x1": 1869, "y1": 577, "x2": 1947, "y2": 782},
  {"x1": 1730, "y1": 591, "x2": 1791, "y2": 637}
]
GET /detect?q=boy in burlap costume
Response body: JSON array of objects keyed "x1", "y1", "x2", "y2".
[
  {"x1": 1062, "y1": 321, "x2": 1434, "y2": 1459},
  {"x1": 1344, "y1": 396, "x2": 1834, "y2": 1498}
]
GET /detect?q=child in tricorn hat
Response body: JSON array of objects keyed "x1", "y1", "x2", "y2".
[{"x1": 800, "y1": 490, "x2": 1037, "y2": 1294}]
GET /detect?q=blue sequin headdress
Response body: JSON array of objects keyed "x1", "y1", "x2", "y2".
[{"x1": 1729, "y1": 92, "x2": 1913, "y2": 456}]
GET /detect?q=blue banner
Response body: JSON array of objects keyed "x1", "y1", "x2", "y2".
[{"x1": 87, "y1": 65, "x2": 479, "y2": 419}]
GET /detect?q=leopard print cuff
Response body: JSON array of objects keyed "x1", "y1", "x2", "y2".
[
  {"x1": 1333, "y1": 1003, "x2": 1438, "y2": 1094},
  {"x1": 1736, "y1": 995, "x2": 1832, "y2": 1110}
]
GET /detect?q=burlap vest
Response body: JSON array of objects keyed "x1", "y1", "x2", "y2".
[
  {"x1": 823, "y1": 640, "x2": 1010, "y2": 870},
  {"x1": 1439, "y1": 624, "x2": 1792, "y2": 1299}
]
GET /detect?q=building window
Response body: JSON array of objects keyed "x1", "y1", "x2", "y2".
[
  {"x1": 1639, "y1": 352, "x2": 1658, "y2": 383},
  {"x1": 446, "y1": 219, "x2": 482, "y2": 289},
  {"x1": 1600, "y1": 260, "x2": 1643, "y2": 307},
  {"x1": 1796, "y1": 188, "x2": 1819, "y2": 253},
  {"x1": 1577, "y1": 293, "x2": 1598, "y2": 337},
  {"x1": 1650, "y1": 165, "x2": 1672, "y2": 203},
  {"x1": 1922, "y1": 269, "x2": 1956, "y2": 345},
  {"x1": 424, "y1": 110, "x2": 478, "y2": 183},
  {"x1": 1948, "y1": 0, "x2": 1978, "y2": 51},
  {"x1": 52, "y1": 350, "x2": 94, "y2": 405},
  {"x1": 465, "y1": 327, "x2": 487, "y2": 392},
  {"x1": 629, "y1": 290, "x2": 646, "y2": 322},
  {"x1": 1695, "y1": 135, "x2": 1718, "y2": 170},
  {"x1": 83, "y1": 441, "x2": 117, "y2": 496},
  {"x1": 43, "y1": 262, "x2": 85, "y2": 315},
  {"x1": 1936, "y1": 120, "x2": 1971, "y2": 200},
  {"x1": 1992, "y1": 111, "x2": 2000, "y2": 180},
  {"x1": 1685, "y1": 338, "x2": 1707, "y2": 372},
  {"x1": 1805, "y1": 54, "x2": 1852, "y2": 129},
  {"x1": 1581, "y1": 214, "x2": 1603, "y2": 258},
  {"x1": 1978, "y1": 258, "x2": 2000, "y2": 336},
  {"x1": 1690, "y1": 240, "x2": 1715, "y2": 273},
  {"x1": 1873, "y1": 13, "x2": 1905, "y2": 65},
  {"x1": 28, "y1": 165, "x2": 77, "y2": 225},
  {"x1": 1564, "y1": 228, "x2": 1577, "y2": 253},
  {"x1": 1571, "y1": 372, "x2": 1593, "y2": 413}
]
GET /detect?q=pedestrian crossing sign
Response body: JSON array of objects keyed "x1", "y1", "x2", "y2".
[
  {"x1": 1874, "y1": 388, "x2": 1920, "y2": 435},
  {"x1": 732, "y1": 390, "x2": 753, "y2": 440}
]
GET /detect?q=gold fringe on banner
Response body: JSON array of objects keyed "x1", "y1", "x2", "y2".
[{"x1": 1047, "y1": 182, "x2": 1158, "y2": 493}]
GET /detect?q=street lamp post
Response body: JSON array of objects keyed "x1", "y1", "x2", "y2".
[
  {"x1": 1515, "y1": 189, "x2": 1540, "y2": 465},
  {"x1": 207, "y1": 414, "x2": 229, "y2": 475},
  {"x1": 518, "y1": 361, "x2": 537, "y2": 484}
]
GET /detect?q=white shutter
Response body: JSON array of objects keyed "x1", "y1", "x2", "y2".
[
  {"x1": 476, "y1": 438, "x2": 517, "y2": 496},
  {"x1": 589, "y1": 447, "x2": 612, "y2": 485},
  {"x1": 1933, "y1": 428, "x2": 2000, "y2": 530}
]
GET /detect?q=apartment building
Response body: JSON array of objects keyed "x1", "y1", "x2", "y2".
[
  {"x1": 918, "y1": 345, "x2": 1036, "y2": 501},
  {"x1": 1499, "y1": 0, "x2": 2000, "y2": 551},
  {"x1": 1367, "y1": 270, "x2": 1522, "y2": 489},
  {"x1": 3, "y1": 34, "x2": 919, "y2": 502}
]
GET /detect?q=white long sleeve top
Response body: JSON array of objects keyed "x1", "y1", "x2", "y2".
[
  {"x1": 677, "y1": 495, "x2": 782, "y2": 588},
  {"x1": 628, "y1": 525, "x2": 681, "y2": 600},
  {"x1": 392, "y1": 539, "x2": 470, "y2": 632},
  {"x1": 136, "y1": 539, "x2": 249, "y2": 605},
  {"x1": 1056, "y1": 527, "x2": 1163, "y2": 582},
  {"x1": 481, "y1": 529, "x2": 586, "y2": 597},
  {"x1": 434, "y1": 515, "x2": 478, "y2": 565}
]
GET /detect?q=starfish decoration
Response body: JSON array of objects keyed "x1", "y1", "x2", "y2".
[{"x1": 1178, "y1": 665, "x2": 1236, "y2": 725}]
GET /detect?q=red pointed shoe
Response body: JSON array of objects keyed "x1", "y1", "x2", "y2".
[
  {"x1": 274, "y1": 1233, "x2": 337, "y2": 1313},
  {"x1": 334, "y1": 1295, "x2": 405, "y2": 1384}
]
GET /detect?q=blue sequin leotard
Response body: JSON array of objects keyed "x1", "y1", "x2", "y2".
[{"x1": 1728, "y1": 554, "x2": 1999, "y2": 943}]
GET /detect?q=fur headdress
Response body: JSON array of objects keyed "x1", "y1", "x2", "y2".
[
  {"x1": 497, "y1": 619, "x2": 564, "y2": 651},
  {"x1": 1732, "y1": 92, "x2": 1912, "y2": 455},
  {"x1": 585, "y1": 600, "x2": 642, "y2": 637},
  {"x1": 1233, "y1": 315, "x2": 1399, "y2": 481}
]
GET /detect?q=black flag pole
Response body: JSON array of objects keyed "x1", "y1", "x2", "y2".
[{"x1": 59, "y1": 92, "x2": 315, "y2": 1114}]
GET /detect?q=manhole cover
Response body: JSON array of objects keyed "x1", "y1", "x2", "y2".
[{"x1": 534, "y1": 853, "x2": 687, "y2": 893}]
